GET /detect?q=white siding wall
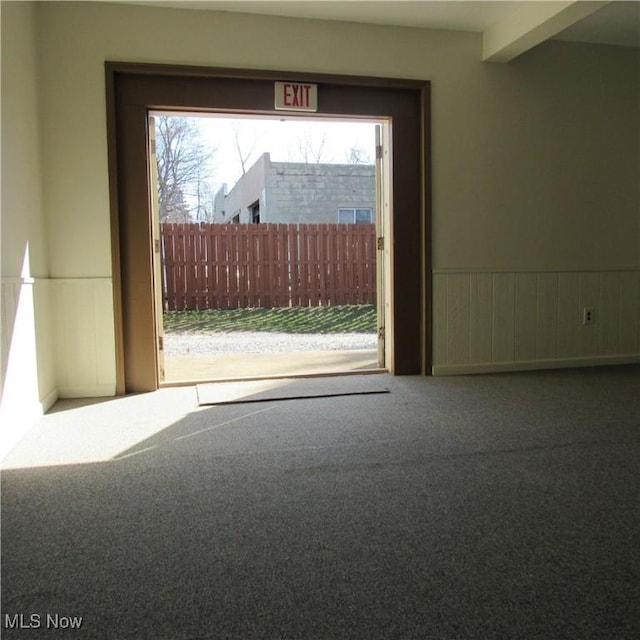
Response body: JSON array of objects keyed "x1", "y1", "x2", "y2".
[
  {"x1": 0, "y1": 279, "x2": 56, "y2": 457},
  {"x1": 1, "y1": 276, "x2": 116, "y2": 456},
  {"x1": 50, "y1": 279, "x2": 117, "y2": 398},
  {"x1": 433, "y1": 270, "x2": 640, "y2": 374}
]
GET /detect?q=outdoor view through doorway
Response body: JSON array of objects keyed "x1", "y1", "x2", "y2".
[{"x1": 148, "y1": 113, "x2": 388, "y2": 383}]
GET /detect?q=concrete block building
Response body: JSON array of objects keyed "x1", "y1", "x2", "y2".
[{"x1": 213, "y1": 153, "x2": 375, "y2": 224}]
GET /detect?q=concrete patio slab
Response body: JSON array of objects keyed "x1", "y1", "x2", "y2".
[{"x1": 162, "y1": 349, "x2": 380, "y2": 384}]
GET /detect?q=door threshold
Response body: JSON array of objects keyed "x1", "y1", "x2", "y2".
[{"x1": 159, "y1": 367, "x2": 388, "y2": 388}]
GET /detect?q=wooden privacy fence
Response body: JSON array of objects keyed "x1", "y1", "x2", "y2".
[{"x1": 160, "y1": 223, "x2": 377, "y2": 311}]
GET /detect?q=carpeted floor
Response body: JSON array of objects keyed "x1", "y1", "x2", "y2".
[{"x1": 1, "y1": 366, "x2": 639, "y2": 639}]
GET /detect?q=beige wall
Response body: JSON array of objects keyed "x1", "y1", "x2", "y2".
[
  {"x1": 434, "y1": 44, "x2": 639, "y2": 271},
  {"x1": 35, "y1": 1, "x2": 639, "y2": 277},
  {"x1": 1, "y1": 1, "x2": 47, "y2": 279},
  {"x1": 1, "y1": 0, "x2": 638, "y2": 427}
]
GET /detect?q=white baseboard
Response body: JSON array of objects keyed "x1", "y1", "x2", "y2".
[
  {"x1": 432, "y1": 355, "x2": 640, "y2": 376},
  {"x1": 40, "y1": 388, "x2": 59, "y2": 413}
]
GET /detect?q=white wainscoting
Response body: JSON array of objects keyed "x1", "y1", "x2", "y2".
[
  {"x1": 50, "y1": 278, "x2": 117, "y2": 398},
  {"x1": 432, "y1": 270, "x2": 640, "y2": 374},
  {"x1": 1, "y1": 277, "x2": 116, "y2": 457},
  {"x1": 1, "y1": 278, "x2": 56, "y2": 457}
]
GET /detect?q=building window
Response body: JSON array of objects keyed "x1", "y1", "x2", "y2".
[
  {"x1": 231, "y1": 213, "x2": 240, "y2": 224},
  {"x1": 249, "y1": 200, "x2": 260, "y2": 224},
  {"x1": 338, "y1": 208, "x2": 373, "y2": 224}
]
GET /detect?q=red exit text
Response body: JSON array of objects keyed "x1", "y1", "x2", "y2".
[{"x1": 274, "y1": 82, "x2": 318, "y2": 112}]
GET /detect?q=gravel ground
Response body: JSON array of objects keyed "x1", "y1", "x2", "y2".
[{"x1": 164, "y1": 332, "x2": 377, "y2": 356}]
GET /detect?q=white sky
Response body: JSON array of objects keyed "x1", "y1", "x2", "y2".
[{"x1": 190, "y1": 114, "x2": 380, "y2": 190}]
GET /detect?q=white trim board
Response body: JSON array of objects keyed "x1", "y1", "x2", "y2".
[{"x1": 433, "y1": 355, "x2": 640, "y2": 376}]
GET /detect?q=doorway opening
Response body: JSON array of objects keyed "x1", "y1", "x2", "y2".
[
  {"x1": 107, "y1": 64, "x2": 429, "y2": 393},
  {"x1": 147, "y1": 112, "x2": 392, "y2": 384}
]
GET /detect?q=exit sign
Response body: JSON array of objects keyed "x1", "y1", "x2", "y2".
[{"x1": 274, "y1": 82, "x2": 318, "y2": 112}]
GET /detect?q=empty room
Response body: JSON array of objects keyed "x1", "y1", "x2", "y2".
[{"x1": 1, "y1": 1, "x2": 638, "y2": 638}]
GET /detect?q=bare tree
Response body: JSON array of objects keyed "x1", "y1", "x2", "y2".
[
  {"x1": 155, "y1": 116, "x2": 214, "y2": 222},
  {"x1": 231, "y1": 122, "x2": 259, "y2": 176},
  {"x1": 297, "y1": 128, "x2": 328, "y2": 163},
  {"x1": 193, "y1": 171, "x2": 217, "y2": 222},
  {"x1": 346, "y1": 145, "x2": 372, "y2": 165}
]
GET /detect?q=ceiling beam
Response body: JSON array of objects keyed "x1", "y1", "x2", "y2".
[{"x1": 483, "y1": 0, "x2": 611, "y2": 63}]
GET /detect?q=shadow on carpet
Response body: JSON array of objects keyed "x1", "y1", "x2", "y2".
[{"x1": 197, "y1": 374, "x2": 389, "y2": 406}]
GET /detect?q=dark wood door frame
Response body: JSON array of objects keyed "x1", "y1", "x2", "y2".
[{"x1": 105, "y1": 62, "x2": 431, "y2": 393}]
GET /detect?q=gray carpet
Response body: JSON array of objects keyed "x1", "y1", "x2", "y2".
[
  {"x1": 2, "y1": 366, "x2": 639, "y2": 639},
  {"x1": 197, "y1": 374, "x2": 389, "y2": 405}
]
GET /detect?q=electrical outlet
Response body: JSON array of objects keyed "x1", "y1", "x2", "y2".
[{"x1": 582, "y1": 308, "x2": 596, "y2": 325}]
